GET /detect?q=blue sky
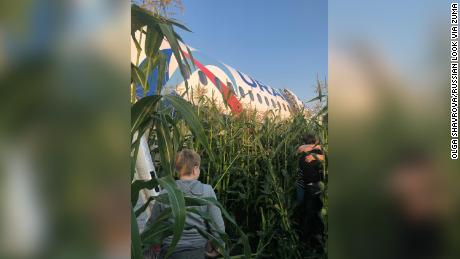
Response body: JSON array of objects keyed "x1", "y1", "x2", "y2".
[{"x1": 171, "y1": 0, "x2": 327, "y2": 101}]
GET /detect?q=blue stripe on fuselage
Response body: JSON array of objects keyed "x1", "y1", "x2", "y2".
[{"x1": 135, "y1": 49, "x2": 173, "y2": 99}]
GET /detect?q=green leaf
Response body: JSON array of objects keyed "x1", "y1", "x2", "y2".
[
  {"x1": 131, "y1": 131, "x2": 144, "y2": 183},
  {"x1": 158, "y1": 23, "x2": 190, "y2": 90},
  {"x1": 141, "y1": 207, "x2": 174, "y2": 246},
  {"x1": 131, "y1": 178, "x2": 160, "y2": 207},
  {"x1": 142, "y1": 221, "x2": 174, "y2": 248},
  {"x1": 135, "y1": 196, "x2": 154, "y2": 217},
  {"x1": 131, "y1": 5, "x2": 162, "y2": 33},
  {"x1": 139, "y1": 55, "x2": 159, "y2": 95},
  {"x1": 131, "y1": 63, "x2": 143, "y2": 86},
  {"x1": 145, "y1": 24, "x2": 163, "y2": 58},
  {"x1": 239, "y1": 232, "x2": 252, "y2": 259},
  {"x1": 183, "y1": 196, "x2": 236, "y2": 226},
  {"x1": 168, "y1": 18, "x2": 192, "y2": 32},
  {"x1": 163, "y1": 95, "x2": 214, "y2": 162},
  {"x1": 131, "y1": 33, "x2": 142, "y2": 52},
  {"x1": 158, "y1": 176, "x2": 186, "y2": 258},
  {"x1": 155, "y1": 53, "x2": 167, "y2": 95},
  {"x1": 213, "y1": 154, "x2": 240, "y2": 189},
  {"x1": 316, "y1": 76, "x2": 323, "y2": 102},
  {"x1": 186, "y1": 207, "x2": 229, "y2": 241},
  {"x1": 191, "y1": 226, "x2": 230, "y2": 259},
  {"x1": 131, "y1": 95, "x2": 162, "y2": 136},
  {"x1": 164, "y1": 114, "x2": 182, "y2": 156},
  {"x1": 154, "y1": 114, "x2": 175, "y2": 177},
  {"x1": 131, "y1": 150, "x2": 137, "y2": 182},
  {"x1": 173, "y1": 31, "x2": 196, "y2": 70},
  {"x1": 305, "y1": 94, "x2": 327, "y2": 103}
]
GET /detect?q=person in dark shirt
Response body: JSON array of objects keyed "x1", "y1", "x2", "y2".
[
  {"x1": 296, "y1": 134, "x2": 324, "y2": 203},
  {"x1": 296, "y1": 134, "x2": 325, "y2": 251}
]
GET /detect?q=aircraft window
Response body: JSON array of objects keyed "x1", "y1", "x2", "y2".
[
  {"x1": 239, "y1": 86, "x2": 245, "y2": 97},
  {"x1": 249, "y1": 91, "x2": 254, "y2": 101},
  {"x1": 256, "y1": 93, "x2": 262, "y2": 104},
  {"x1": 271, "y1": 99, "x2": 276, "y2": 107},
  {"x1": 198, "y1": 70, "x2": 207, "y2": 85},
  {"x1": 264, "y1": 96, "x2": 270, "y2": 106}
]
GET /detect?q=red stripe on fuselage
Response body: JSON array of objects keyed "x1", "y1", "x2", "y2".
[{"x1": 181, "y1": 51, "x2": 243, "y2": 114}]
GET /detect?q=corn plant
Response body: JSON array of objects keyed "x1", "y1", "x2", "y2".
[
  {"x1": 176, "y1": 91, "x2": 328, "y2": 258},
  {"x1": 131, "y1": 4, "x2": 250, "y2": 259},
  {"x1": 130, "y1": 3, "x2": 327, "y2": 258}
]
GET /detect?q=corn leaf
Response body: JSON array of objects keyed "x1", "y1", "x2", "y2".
[
  {"x1": 141, "y1": 207, "x2": 174, "y2": 246},
  {"x1": 192, "y1": 226, "x2": 230, "y2": 259},
  {"x1": 154, "y1": 114, "x2": 175, "y2": 177},
  {"x1": 131, "y1": 95, "x2": 162, "y2": 136},
  {"x1": 163, "y1": 95, "x2": 214, "y2": 162},
  {"x1": 131, "y1": 63, "x2": 143, "y2": 85},
  {"x1": 155, "y1": 53, "x2": 167, "y2": 95},
  {"x1": 131, "y1": 178, "x2": 160, "y2": 206},
  {"x1": 135, "y1": 196, "x2": 154, "y2": 217},
  {"x1": 145, "y1": 24, "x2": 163, "y2": 58},
  {"x1": 158, "y1": 23, "x2": 190, "y2": 90},
  {"x1": 158, "y1": 176, "x2": 186, "y2": 258},
  {"x1": 142, "y1": 222, "x2": 174, "y2": 248}
]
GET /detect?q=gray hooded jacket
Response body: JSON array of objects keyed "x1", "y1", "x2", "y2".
[{"x1": 149, "y1": 179, "x2": 225, "y2": 252}]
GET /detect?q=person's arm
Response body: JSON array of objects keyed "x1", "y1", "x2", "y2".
[
  {"x1": 298, "y1": 144, "x2": 322, "y2": 153},
  {"x1": 305, "y1": 154, "x2": 315, "y2": 163},
  {"x1": 307, "y1": 147, "x2": 325, "y2": 161},
  {"x1": 298, "y1": 145, "x2": 311, "y2": 153},
  {"x1": 314, "y1": 154, "x2": 325, "y2": 161}
]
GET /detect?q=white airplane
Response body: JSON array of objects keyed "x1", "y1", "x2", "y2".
[
  {"x1": 131, "y1": 37, "x2": 303, "y2": 229},
  {"x1": 131, "y1": 38, "x2": 305, "y2": 226},
  {"x1": 131, "y1": 39, "x2": 304, "y2": 119}
]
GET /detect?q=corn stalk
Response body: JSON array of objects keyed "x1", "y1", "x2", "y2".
[{"x1": 130, "y1": 4, "x2": 250, "y2": 259}]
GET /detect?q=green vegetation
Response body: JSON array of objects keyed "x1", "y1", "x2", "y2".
[
  {"x1": 131, "y1": 4, "x2": 250, "y2": 259},
  {"x1": 184, "y1": 95, "x2": 328, "y2": 258},
  {"x1": 131, "y1": 3, "x2": 328, "y2": 258}
]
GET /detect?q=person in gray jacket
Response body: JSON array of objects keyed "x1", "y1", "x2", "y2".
[{"x1": 149, "y1": 149, "x2": 225, "y2": 259}]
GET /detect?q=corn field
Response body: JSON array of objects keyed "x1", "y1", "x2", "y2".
[
  {"x1": 180, "y1": 96, "x2": 328, "y2": 258},
  {"x1": 131, "y1": 3, "x2": 328, "y2": 258}
]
